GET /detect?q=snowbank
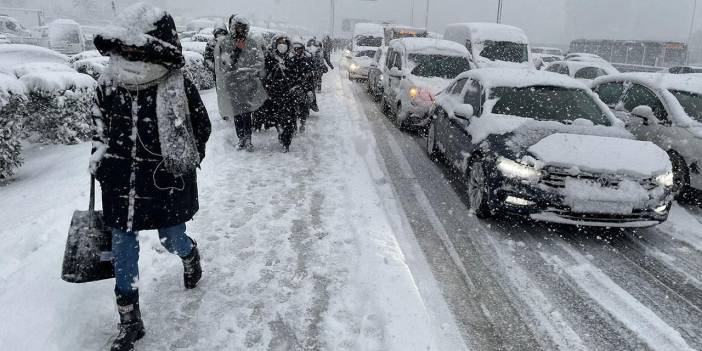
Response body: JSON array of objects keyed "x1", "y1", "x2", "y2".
[
  {"x1": 12, "y1": 62, "x2": 74, "y2": 77},
  {"x1": 181, "y1": 41, "x2": 207, "y2": 54},
  {"x1": 183, "y1": 51, "x2": 214, "y2": 90}
]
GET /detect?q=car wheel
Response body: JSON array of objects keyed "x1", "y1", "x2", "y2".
[
  {"x1": 467, "y1": 158, "x2": 493, "y2": 218},
  {"x1": 426, "y1": 121, "x2": 441, "y2": 160},
  {"x1": 670, "y1": 152, "x2": 691, "y2": 200}
]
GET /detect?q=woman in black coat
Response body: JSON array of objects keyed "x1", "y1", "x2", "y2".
[{"x1": 90, "y1": 4, "x2": 211, "y2": 351}]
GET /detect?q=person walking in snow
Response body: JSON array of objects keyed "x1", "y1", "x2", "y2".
[
  {"x1": 215, "y1": 14, "x2": 268, "y2": 151},
  {"x1": 307, "y1": 38, "x2": 328, "y2": 93},
  {"x1": 263, "y1": 34, "x2": 297, "y2": 152},
  {"x1": 204, "y1": 24, "x2": 228, "y2": 78},
  {"x1": 322, "y1": 35, "x2": 335, "y2": 70},
  {"x1": 289, "y1": 40, "x2": 316, "y2": 133},
  {"x1": 90, "y1": 4, "x2": 211, "y2": 351}
]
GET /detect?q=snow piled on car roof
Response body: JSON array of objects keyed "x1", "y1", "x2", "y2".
[
  {"x1": 0, "y1": 44, "x2": 69, "y2": 70},
  {"x1": 457, "y1": 68, "x2": 590, "y2": 90},
  {"x1": 392, "y1": 38, "x2": 468, "y2": 56},
  {"x1": 446, "y1": 23, "x2": 528, "y2": 43},
  {"x1": 595, "y1": 72, "x2": 702, "y2": 95}
]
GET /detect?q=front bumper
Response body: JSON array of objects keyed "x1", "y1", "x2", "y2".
[
  {"x1": 402, "y1": 100, "x2": 433, "y2": 128},
  {"x1": 489, "y1": 178, "x2": 671, "y2": 228}
]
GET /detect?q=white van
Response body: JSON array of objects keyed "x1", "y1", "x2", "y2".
[
  {"x1": 444, "y1": 23, "x2": 532, "y2": 69},
  {"x1": 48, "y1": 19, "x2": 85, "y2": 55},
  {"x1": 352, "y1": 23, "x2": 384, "y2": 51}
]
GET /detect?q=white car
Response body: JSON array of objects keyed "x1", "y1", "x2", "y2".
[
  {"x1": 381, "y1": 38, "x2": 471, "y2": 129},
  {"x1": 532, "y1": 46, "x2": 563, "y2": 57},
  {"x1": 545, "y1": 60, "x2": 616, "y2": 87},
  {"x1": 348, "y1": 47, "x2": 377, "y2": 80},
  {"x1": 444, "y1": 23, "x2": 533, "y2": 69},
  {"x1": 593, "y1": 73, "x2": 702, "y2": 198},
  {"x1": 533, "y1": 53, "x2": 562, "y2": 70}
]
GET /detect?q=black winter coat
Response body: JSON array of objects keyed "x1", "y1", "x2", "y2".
[
  {"x1": 287, "y1": 54, "x2": 315, "y2": 101},
  {"x1": 263, "y1": 51, "x2": 294, "y2": 98},
  {"x1": 92, "y1": 78, "x2": 211, "y2": 232}
]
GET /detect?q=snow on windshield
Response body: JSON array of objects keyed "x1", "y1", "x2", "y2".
[
  {"x1": 491, "y1": 86, "x2": 611, "y2": 126},
  {"x1": 671, "y1": 90, "x2": 702, "y2": 123},
  {"x1": 479, "y1": 40, "x2": 529, "y2": 63},
  {"x1": 408, "y1": 53, "x2": 471, "y2": 78}
]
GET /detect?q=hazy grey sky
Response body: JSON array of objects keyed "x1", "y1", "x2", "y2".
[{"x1": 8, "y1": 0, "x2": 702, "y2": 45}]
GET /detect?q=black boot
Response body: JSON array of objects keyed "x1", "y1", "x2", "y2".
[
  {"x1": 111, "y1": 293, "x2": 145, "y2": 351},
  {"x1": 182, "y1": 240, "x2": 202, "y2": 289}
]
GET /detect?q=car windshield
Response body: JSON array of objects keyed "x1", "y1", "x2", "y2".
[
  {"x1": 480, "y1": 40, "x2": 529, "y2": 63},
  {"x1": 671, "y1": 90, "x2": 702, "y2": 123},
  {"x1": 491, "y1": 86, "x2": 611, "y2": 125},
  {"x1": 355, "y1": 35, "x2": 382, "y2": 47},
  {"x1": 545, "y1": 49, "x2": 562, "y2": 55},
  {"x1": 408, "y1": 54, "x2": 471, "y2": 78},
  {"x1": 542, "y1": 56, "x2": 559, "y2": 63},
  {"x1": 355, "y1": 50, "x2": 376, "y2": 58},
  {"x1": 574, "y1": 67, "x2": 607, "y2": 79},
  {"x1": 49, "y1": 24, "x2": 80, "y2": 43}
]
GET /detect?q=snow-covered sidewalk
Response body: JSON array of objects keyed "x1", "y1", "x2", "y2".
[{"x1": 0, "y1": 71, "x2": 464, "y2": 350}]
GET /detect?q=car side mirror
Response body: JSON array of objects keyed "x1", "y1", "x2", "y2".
[
  {"x1": 454, "y1": 104, "x2": 474, "y2": 120},
  {"x1": 632, "y1": 105, "x2": 657, "y2": 125},
  {"x1": 389, "y1": 67, "x2": 403, "y2": 78}
]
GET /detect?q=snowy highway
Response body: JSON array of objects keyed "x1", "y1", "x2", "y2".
[
  {"x1": 341, "y1": 65, "x2": 702, "y2": 351},
  {"x1": 2, "y1": 60, "x2": 702, "y2": 350}
]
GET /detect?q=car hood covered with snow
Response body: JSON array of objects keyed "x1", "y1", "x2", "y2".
[
  {"x1": 526, "y1": 133, "x2": 671, "y2": 178},
  {"x1": 408, "y1": 76, "x2": 453, "y2": 95}
]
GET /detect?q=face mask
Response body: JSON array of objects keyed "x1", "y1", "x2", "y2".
[
  {"x1": 110, "y1": 55, "x2": 168, "y2": 85},
  {"x1": 277, "y1": 44, "x2": 288, "y2": 54}
]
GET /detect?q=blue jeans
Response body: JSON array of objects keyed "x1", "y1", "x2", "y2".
[{"x1": 112, "y1": 223, "x2": 194, "y2": 299}]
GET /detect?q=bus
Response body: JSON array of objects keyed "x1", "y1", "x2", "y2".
[{"x1": 569, "y1": 39, "x2": 687, "y2": 69}]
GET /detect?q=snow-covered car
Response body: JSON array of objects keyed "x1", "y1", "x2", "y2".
[
  {"x1": 545, "y1": 60, "x2": 613, "y2": 87},
  {"x1": 382, "y1": 38, "x2": 471, "y2": 130},
  {"x1": 532, "y1": 46, "x2": 563, "y2": 57},
  {"x1": 0, "y1": 34, "x2": 10, "y2": 44},
  {"x1": 366, "y1": 46, "x2": 387, "y2": 100},
  {"x1": 73, "y1": 56, "x2": 109, "y2": 80},
  {"x1": 47, "y1": 19, "x2": 86, "y2": 55},
  {"x1": 426, "y1": 69, "x2": 674, "y2": 227},
  {"x1": 443, "y1": 23, "x2": 532, "y2": 69},
  {"x1": 663, "y1": 66, "x2": 702, "y2": 74},
  {"x1": 533, "y1": 53, "x2": 561, "y2": 70},
  {"x1": 592, "y1": 73, "x2": 702, "y2": 199},
  {"x1": 348, "y1": 47, "x2": 377, "y2": 80},
  {"x1": 0, "y1": 15, "x2": 31, "y2": 38},
  {"x1": 0, "y1": 44, "x2": 68, "y2": 72}
]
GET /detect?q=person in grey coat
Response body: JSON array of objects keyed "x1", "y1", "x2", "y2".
[{"x1": 215, "y1": 15, "x2": 268, "y2": 151}]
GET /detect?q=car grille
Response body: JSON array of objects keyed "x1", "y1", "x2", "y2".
[{"x1": 541, "y1": 167, "x2": 655, "y2": 190}]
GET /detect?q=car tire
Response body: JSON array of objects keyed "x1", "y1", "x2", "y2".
[
  {"x1": 426, "y1": 121, "x2": 441, "y2": 160},
  {"x1": 669, "y1": 151, "x2": 691, "y2": 200},
  {"x1": 467, "y1": 158, "x2": 493, "y2": 219}
]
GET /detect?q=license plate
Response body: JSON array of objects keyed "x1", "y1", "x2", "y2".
[{"x1": 571, "y1": 201, "x2": 633, "y2": 214}]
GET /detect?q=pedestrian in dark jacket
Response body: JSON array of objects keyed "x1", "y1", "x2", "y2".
[
  {"x1": 204, "y1": 24, "x2": 228, "y2": 77},
  {"x1": 263, "y1": 34, "x2": 297, "y2": 152},
  {"x1": 91, "y1": 4, "x2": 211, "y2": 351},
  {"x1": 289, "y1": 41, "x2": 316, "y2": 132},
  {"x1": 322, "y1": 35, "x2": 335, "y2": 70},
  {"x1": 307, "y1": 38, "x2": 328, "y2": 93}
]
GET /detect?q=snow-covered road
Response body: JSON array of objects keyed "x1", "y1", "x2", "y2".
[
  {"x1": 0, "y1": 71, "x2": 466, "y2": 350},
  {"x1": 344, "y1": 67, "x2": 702, "y2": 350},
  {"x1": 2, "y1": 60, "x2": 702, "y2": 351}
]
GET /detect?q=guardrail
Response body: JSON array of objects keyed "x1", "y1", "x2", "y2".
[{"x1": 611, "y1": 63, "x2": 666, "y2": 73}]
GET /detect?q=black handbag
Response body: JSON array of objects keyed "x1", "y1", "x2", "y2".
[{"x1": 61, "y1": 176, "x2": 115, "y2": 283}]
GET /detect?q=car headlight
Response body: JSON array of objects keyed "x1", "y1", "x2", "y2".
[
  {"x1": 496, "y1": 157, "x2": 542, "y2": 181},
  {"x1": 350, "y1": 63, "x2": 359, "y2": 71},
  {"x1": 655, "y1": 170, "x2": 674, "y2": 187},
  {"x1": 409, "y1": 87, "x2": 419, "y2": 99}
]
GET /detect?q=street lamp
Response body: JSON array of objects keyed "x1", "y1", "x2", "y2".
[
  {"x1": 496, "y1": 0, "x2": 504, "y2": 24},
  {"x1": 410, "y1": 0, "x2": 415, "y2": 26},
  {"x1": 425, "y1": 0, "x2": 430, "y2": 29},
  {"x1": 687, "y1": 0, "x2": 698, "y2": 64}
]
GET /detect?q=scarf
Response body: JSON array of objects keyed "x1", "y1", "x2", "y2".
[{"x1": 104, "y1": 56, "x2": 201, "y2": 176}]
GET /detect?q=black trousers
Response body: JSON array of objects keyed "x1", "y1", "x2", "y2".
[
  {"x1": 234, "y1": 112, "x2": 253, "y2": 141},
  {"x1": 270, "y1": 96, "x2": 296, "y2": 148}
]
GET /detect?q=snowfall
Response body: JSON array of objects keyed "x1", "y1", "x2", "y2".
[
  {"x1": 0, "y1": 69, "x2": 465, "y2": 350},
  {"x1": 2, "y1": 65, "x2": 702, "y2": 351}
]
